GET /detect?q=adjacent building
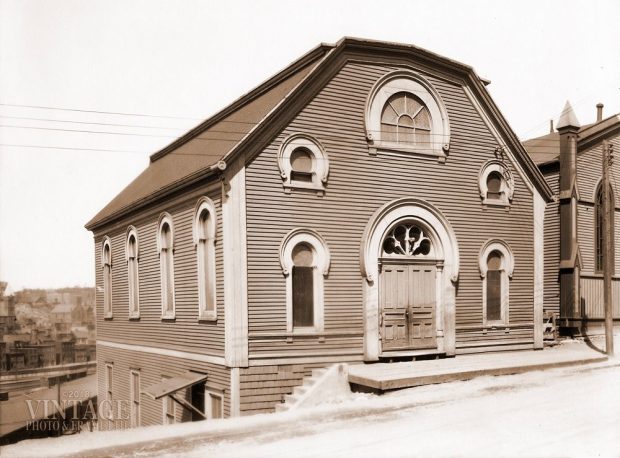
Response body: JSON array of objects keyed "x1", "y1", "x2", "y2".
[
  {"x1": 86, "y1": 37, "x2": 553, "y2": 429},
  {"x1": 524, "y1": 103, "x2": 620, "y2": 334}
]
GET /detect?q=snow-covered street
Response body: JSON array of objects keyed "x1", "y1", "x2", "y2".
[{"x1": 5, "y1": 354, "x2": 619, "y2": 458}]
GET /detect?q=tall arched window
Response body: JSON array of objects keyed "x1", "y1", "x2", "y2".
[
  {"x1": 126, "y1": 227, "x2": 139, "y2": 319},
  {"x1": 158, "y1": 214, "x2": 175, "y2": 319},
  {"x1": 280, "y1": 229, "x2": 331, "y2": 333},
  {"x1": 479, "y1": 240, "x2": 514, "y2": 326},
  {"x1": 102, "y1": 237, "x2": 113, "y2": 318},
  {"x1": 194, "y1": 197, "x2": 217, "y2": 320},
  {"x1": 595, "y1": 183, "x2": 615, "y2": 273}
]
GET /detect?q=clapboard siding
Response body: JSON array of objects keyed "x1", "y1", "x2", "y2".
[
  {"x1": 580, "y1": 276, "x2": 620, "y2": 319},
  {"x1": 245, "y1": 60, "x2": 536, "y2": 359},
  {"x1": 93, "y1": 185, "x2": 225, "y2": 355},
  {"x1": 542, "y1": 169, "x2": 561, "y2": 314},
  {"x1": 576, "y1": 133, "x2": 620, "y2": 274},
  {"x1": 97, "y1": 345, "x2": 229, "y2": 430}
]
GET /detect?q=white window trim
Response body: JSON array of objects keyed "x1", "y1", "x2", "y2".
[
  {"x1": 125, "y1": 226, "x2": 140, "y2": 319},
  {"x1": 277, "y1": 133, "x2": 329, "y2": 194},
  {"x1": 157, "y1": 212, "x2": 176, "y2": 319},
  {"x1": 365, "y1": 70, "x2": 450, "y2": 161},
  {"x1": 104, "y1": 363, "x2": 113, "y2": 420},
  {"x1": 205, "y1": 388, "x2": 224, "y2": 420},
  {"x1": 479, "y1": 239, "x2": 515, "y2": 326},
  {"x1": 193, "y1": 197, "x2": 218, "y2": 321},
  {"x1": 279, "y1": 228, "x2": 331, "y2": 334},
  {"x1": 161, "y1": 376, "x2": 176, "y2": 425},
  {"x1": 101, "y1": 236, "x2": 113, "y2": 319},
  {"x1": 129, "y1": 370, "x2": 141, "y2": 428},
  {"x1": 479, "y1": 159, "x2": 515, "y2": 207}
]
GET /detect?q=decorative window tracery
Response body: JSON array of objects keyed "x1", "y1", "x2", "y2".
[{"x1": 382, "y1": 223, "x2": 434, "y2": 257}]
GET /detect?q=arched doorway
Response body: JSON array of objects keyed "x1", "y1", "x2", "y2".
[
  {"x1": 360, "y1": 198, "x2": 459, "y2": 360},
  {"x1": 380, "y1": 221, "x2": 440, "y2": 350}
]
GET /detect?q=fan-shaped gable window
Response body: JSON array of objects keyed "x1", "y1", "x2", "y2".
[
  {"x1": 366, "y1": 70, "x2": 450, "y2": 161},
  {"x1": 479, "y1": 160, "x2": 515, "y2": 207}
]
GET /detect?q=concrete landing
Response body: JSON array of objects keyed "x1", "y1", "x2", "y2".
[{"x1": 348, "y1": 343, "x2": 608, "y2": 392}]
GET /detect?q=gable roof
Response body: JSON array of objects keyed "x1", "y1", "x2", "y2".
[
  {"x1": 86, "y1": 37, "x2": 553, "y2": 230},
  {"x1": 524, "y1": 113, "x2": 620, "y2": 167}
]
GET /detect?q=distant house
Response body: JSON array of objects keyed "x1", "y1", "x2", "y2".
[
  {"x1": 50, "y1": 304, "x2": 73, "y2": 335},
  {"x1": 86, "y1": 38, "x2": 553, "y2": 430},
  {"x1": 524, "y1": 103, "x2": 620, "y2": 334}
]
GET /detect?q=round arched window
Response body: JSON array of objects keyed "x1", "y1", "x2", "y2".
[{"x1": 380, "y1": 92, "x2": 431, "y2": 146}]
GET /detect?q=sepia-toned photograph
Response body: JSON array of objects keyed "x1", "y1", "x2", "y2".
[{"x1": 1, "y1": 1, "x2": 619, "y2": 456}]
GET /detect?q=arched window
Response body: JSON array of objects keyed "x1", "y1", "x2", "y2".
[
  {"x1": 380, "y1": 92, "x2": 431, "y2": 147},
  {"x1": 102, "y1": 237, "x2": 113, "y2": 318},
  {"x1": 158, "y1": 213, "x2": 175, "y2": 319},
  {"x1": 280, "y1": 229, "x2": 331, "y2": 333},
  {"x1": 126, "y1": 227, "x2": 139, "y2": 319},
  {"x1": 277, "y1": 134, "x2": 329, "y2": 194},
  {"x1": 595, "y1": 183, "x2": 615, "y2": 273},
  {"x1": 479, "y1": 240, "x2": 514, "y2": 326},
  {"x1": 194, "y1": 197, "x2": 217, "y2": 320},
  {"x1": 366, "y1": 70, "x2": 450, "y2": 160},
  {"x1": 479, "y1": 160, "x2": 515, "y2": 206}
]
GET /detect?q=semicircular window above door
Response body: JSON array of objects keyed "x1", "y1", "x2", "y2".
[{"x1": 381, "y1": 223, "x2": 434, "y2": 258}]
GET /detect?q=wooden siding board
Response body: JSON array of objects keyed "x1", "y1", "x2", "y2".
[{"x1": 245, "y1": 60, "x2": 536, "y2": 359}]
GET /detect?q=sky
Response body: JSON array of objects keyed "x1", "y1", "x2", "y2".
[{"x1": 1, "y1": 0, "x2": 619, "y2": 290}]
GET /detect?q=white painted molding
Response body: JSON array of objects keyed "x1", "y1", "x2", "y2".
[
  {"x1": 533, "y1": 192, "x2": 545, "y2": 349},
  {"x1": 478, "y1": 239, "x2": 515, "y2": 279},
  {"x1": 124, "y1": 226, "x2": 139, "y2": 261},
  {"x1": 192, "y1": 196, "x2": 218, "y2": 245},
  {"x1": 101, "y1": 236, "x2": 113, "y2": 319},
  {"x1": 365, "y1": 70, "x2": 450, "y2": 160},
  {"x1": 478, "y1": 159, "x2": 515, "y2": 206},
  {"x1": 125, "y1": 226, "x2": 140, "y2": 320},
  {"x1": 157, "y1": 212, "x2": 176, "y2": 320},
  {"x1": 101, "y1": 236, "x2": 112, "y2": 267},
  {"x1": 277, "y1": 133, "x2": 329, "y2": 192},
  {"x1": 97, "y1": 340, "x2": 226, "y2": 365},
  {"x1": 222, "y1": 156, "x2": 249, "y2": 367},
  {"x1": 156, "y1": 212, "x2": 175, "y2": 251},
  {"x1": 279, "y1": 228, "x2": 331, "y2": 334},
  {"x1": 230, "y1": 367, "x2": 240, "y2": 417}
]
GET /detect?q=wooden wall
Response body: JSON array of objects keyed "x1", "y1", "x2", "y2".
[
  {"x1": 93, "y1": 184, "x2": 225, "y2": 356},
  {"x1": 97, "y1": 344, "x2": 230, "y2": 429},
  {"x1": 542, "y1": 168, "x2": 560, "y2": 315},
  {"x1": 244, "y1": 59, "x2": 537, "y2": 360}
]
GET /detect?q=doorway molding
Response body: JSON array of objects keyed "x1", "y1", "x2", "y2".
[{"x1": 360, "y1": 198, "x2": 460, "y2": 361}]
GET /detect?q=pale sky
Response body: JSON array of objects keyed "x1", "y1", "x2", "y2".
[{"x1": 1, "y1": 0, "x2": 619, "y2": 290}]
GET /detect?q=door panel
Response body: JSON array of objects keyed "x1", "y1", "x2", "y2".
[
  {"x1": 380, "y1": 263, "x2": 437, "y2": 351},
  {"x1": 380, "y1": 265, "x2": 409, "y2": 350}
]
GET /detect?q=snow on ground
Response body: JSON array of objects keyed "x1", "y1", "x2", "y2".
[{"x1": 3, "y1": 353, "x2": 619, "y2": 458}]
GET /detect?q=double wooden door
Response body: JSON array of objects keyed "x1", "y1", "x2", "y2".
[{"x1": 380, "y1": 263, "x2": 437, "y2": 350}]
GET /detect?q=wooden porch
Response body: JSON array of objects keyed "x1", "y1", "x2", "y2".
[{"x1": 348, "y1": 343, "x2": 608, "y2": 392}]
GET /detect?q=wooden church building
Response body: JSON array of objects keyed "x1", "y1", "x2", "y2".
[
  {"x1": 86, "y1": 37, "x2": 553, "y2": 429},
  {"x1": 524, "y1": 103, "x2": 620, "y2": 334}
]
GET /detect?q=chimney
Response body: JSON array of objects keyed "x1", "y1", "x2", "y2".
[
  {"x1": 596, "y1": 103, "x2": 604, "y2": 122},
  {"x1": 550, "y1": 119, "x2": 554, "y2": 133}
]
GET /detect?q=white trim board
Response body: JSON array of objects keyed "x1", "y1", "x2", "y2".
[{"x1": 97, "y1": 340, "x2": 226, "y2": 366}]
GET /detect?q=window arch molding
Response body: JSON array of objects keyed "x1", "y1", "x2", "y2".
[
  {"x1": 193, "y1": 197, "x2": 218, "y2": 320},
  {"x1": 594, "y1": 179, "x2": 615, "y2": 273},
  {"x1": 101, "y1": 236, "x2": 113, "y2": 319},
  {"x1": 479, "y1": 239, "x2": 514, "y2": 326},
  {"x1": 125, "y1": 226, "x2": 140, "y2": 319},
  {"x1": 279, "y1": 228, "x2": 331, "y2": 333},
  {"x1": 157, "y1": 212, "x2": 176, "y2": 319},
  {"x1": 277, "y1": 133, "x2": 329, "y2": 194},
  {"x1": 478, "y1": 159, "x2": 515, "y2": 206},
  {"x1": 365, "y1": 70, "x2": 451, "y2": 160}
]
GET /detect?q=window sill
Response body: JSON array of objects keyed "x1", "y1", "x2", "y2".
[
  {"x1": 129, "y1": 314, "x2": 140, "y2": 321},
  {"x1": 368, "y1": 141, "x2": 448, "y2": 163},
  {"x1": 198, "y1": 311, "x2": 217, "y2": 322},
  {"x1": 104, "y1": 313, "x2": 113, "y2": 320},
  {"x1": 283, "y1": 182, "x2": 325, "y2": 196},
  {"x1": 482, "y1": 198, "x2": 511, "y2": 209},
  {"x1": 161, "y1": 315, "x2": 176, "y2": 321}
]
